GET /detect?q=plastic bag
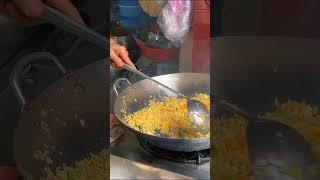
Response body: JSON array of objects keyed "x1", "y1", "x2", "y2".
[
  {"x1": 157, "y1": 0, "x2": 191, "y2": 43},
  {"x1": 139, "y1": 0, "x2": 166, "y2": 17}
]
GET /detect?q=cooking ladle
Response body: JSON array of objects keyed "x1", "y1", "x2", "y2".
[
  {"x1": 218, "y1": 100, "x2": 315, "y2": 178},
  {"x1": 123, "y1": 64, "x2": 210, "y2": 133}
]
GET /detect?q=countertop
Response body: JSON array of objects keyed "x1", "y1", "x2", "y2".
[{"x1": 110, "y1": 154, "x2": 193, "y2": 180}]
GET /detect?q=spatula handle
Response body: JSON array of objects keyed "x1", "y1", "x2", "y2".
[
  {"x1": 43, "y1": 5, "x2": 108, "y2": 50},
  {"x1": 123, "y1": 64, "x2": 187, "y2": 98}
]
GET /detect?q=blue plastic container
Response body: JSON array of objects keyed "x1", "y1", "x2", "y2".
[
  {"x1": 120, "y1": 13, "x2": 149, "y2": 29},
  {"x1": 117, "y1": 0, "x2": 139, "y2": 6},
  {"x1": 118, "y1": 4, "x2": 142, "y2": 18}
]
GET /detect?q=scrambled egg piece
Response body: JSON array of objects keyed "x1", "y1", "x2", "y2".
[
  {"x1": 124, "y1": 93, "x2": 210, "y2": 138},
  {"x1": 212, "y1": 115, "x2": 254, "y2": 180},
  {"x1": 43, "y1": 149, "x2": 109, "y2": 180}
]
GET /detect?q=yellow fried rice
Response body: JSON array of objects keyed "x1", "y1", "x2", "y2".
[{"x1": 124, "y1": 93, "x2": 210, "y2": 138}]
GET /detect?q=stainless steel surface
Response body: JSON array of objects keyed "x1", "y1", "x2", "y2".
[
  {"x1": 113, "y1": 78, "x2": 131, "y2": 96},
  {"x1": 110, "y1": 128, "x2": 210, "y2": 180},
  {"x1": 187, "y1": 99, "x2": 210, "y2": 133},
  {"x1": 43, "y1": 5, "x2": 108, "y2": 50},
  {"x1": 113, "y1": 73, "x2": 210, "y2": 152},
  {"x1": 247, "y1": 121, "x2": 316, "y2": 180},
  {"x1": 123, "y1": 64, "x2": 210, "y2": 132},
  {"x1": 110, "y1": 155, "x2": 193, "y2": 180}
]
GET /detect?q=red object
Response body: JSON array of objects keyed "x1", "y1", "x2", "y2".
[
  {"x1": 110, "y1": 114, "x2": 116, "y2": 127},
  {"x1": 191, "y1": 1, "x2": 210, "y2": 73},
  {"x1": 134, "y1": 37, "x2": 180, "y2": 62},
  {"x1": 0, "y1": 166, "x2": 19, "y2": 180}
]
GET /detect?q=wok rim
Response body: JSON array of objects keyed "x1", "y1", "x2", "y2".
[{"x1": 114, "y1": 73, "x2": 211, "y2": 141}]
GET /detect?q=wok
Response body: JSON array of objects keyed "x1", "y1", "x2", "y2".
[
  {"x1": 113, "y1": 73, "x2": 210, "y2": 152},
  {"x1": 212, "y1": 36, "x2": 320, "y2": 179},
  {"x1": 12, "y1": 52, "x2": 108, "y2": 179}
]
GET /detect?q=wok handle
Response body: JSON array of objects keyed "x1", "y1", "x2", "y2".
[
  {"x1": 113, "y1": 78, "x2": 131, "y2": 96},
  {"x1": 11, "y1": 52, "x2": 67, "y2": 112}
]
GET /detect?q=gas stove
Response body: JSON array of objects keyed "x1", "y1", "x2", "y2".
[
  {"x1": 110, "y1": 128, "x2": 210, "y2": 180},
  {"x1": 138, "y1": 136, "x2": 210, "y2": 165}
]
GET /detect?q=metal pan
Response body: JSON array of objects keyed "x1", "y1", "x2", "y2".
[
  {"x1": 212, "y1": 36, "x2": 320, "y2": 179},
  {"x1": 113, "y1": 73, "x2": 210, "y2": 152},
  {"x1": 12, "y1": 52, "x2": 108, "y2": 179}
]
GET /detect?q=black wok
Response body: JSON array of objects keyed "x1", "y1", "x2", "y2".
[
  {"x1": 113, "y1": 73, "x2": 210, "y2": 152},
  {"x1": 212, "y1": 36, "x2": 320, "y2": 179},
  {"x1": 12, "y1": 52, "x2": 108, "y2": 179}
]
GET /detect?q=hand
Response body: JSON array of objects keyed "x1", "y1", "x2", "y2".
[
  {"x1": 110, "y1": 38, "x2": 136, "y2": 69},
  {"x1": 0, "y1": 0, "x2": 84, "y2": 24}
]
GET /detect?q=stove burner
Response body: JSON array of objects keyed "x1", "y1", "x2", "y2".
[{"x1": 137, "y1": 136, "x2": 210, "y2": 165}]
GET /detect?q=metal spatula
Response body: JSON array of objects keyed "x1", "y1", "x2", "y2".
[{"x1": 43, "y1": 5, "x2": 108, "y2": 50}]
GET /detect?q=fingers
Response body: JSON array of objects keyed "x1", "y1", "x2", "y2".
[
  {"x1": 0, "y1": 1, "x2": 18, "y2": 19},
  {"x1": 0, "y1": 1, "x2": 9, "y2": 16},
  {"x1": 118, "y1": 47, "x2": 136, "y2": 69},
  {"x1": 110, "y1": 50, "x2": 125, "y2": 68},
  {"x1": 110, "y1": 41, "x2": 136, "y2": 69},
  {"x1": 7, "y1": 0, "x2": 83, "y2": 24},
  {"x1": 4, "y1": 2, "x2": 33, "y2": 23},
  {"x1": 13, "y1": 0, "x2": 44, "y2": 18},
  {"x1": 6, "y1": 2, "x2": 22, "y2": 18},
  {"x1": 47, "y1": 0, "x2": 84, "y2": 24},
  {"x1": 111, "y1": 62, "x2": 121, "y2": 70}
]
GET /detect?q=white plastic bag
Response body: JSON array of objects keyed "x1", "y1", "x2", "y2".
[{"x1": 157, "y1": 0, "x2": 191, "y2": 43}]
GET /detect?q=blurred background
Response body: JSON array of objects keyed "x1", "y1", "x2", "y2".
[
  {"x1": 212, "y1": 0, "x2": 320, "y2": 179},
  {"x1": 0, "y1": 0, "x2": 107, "y2": 175}
]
